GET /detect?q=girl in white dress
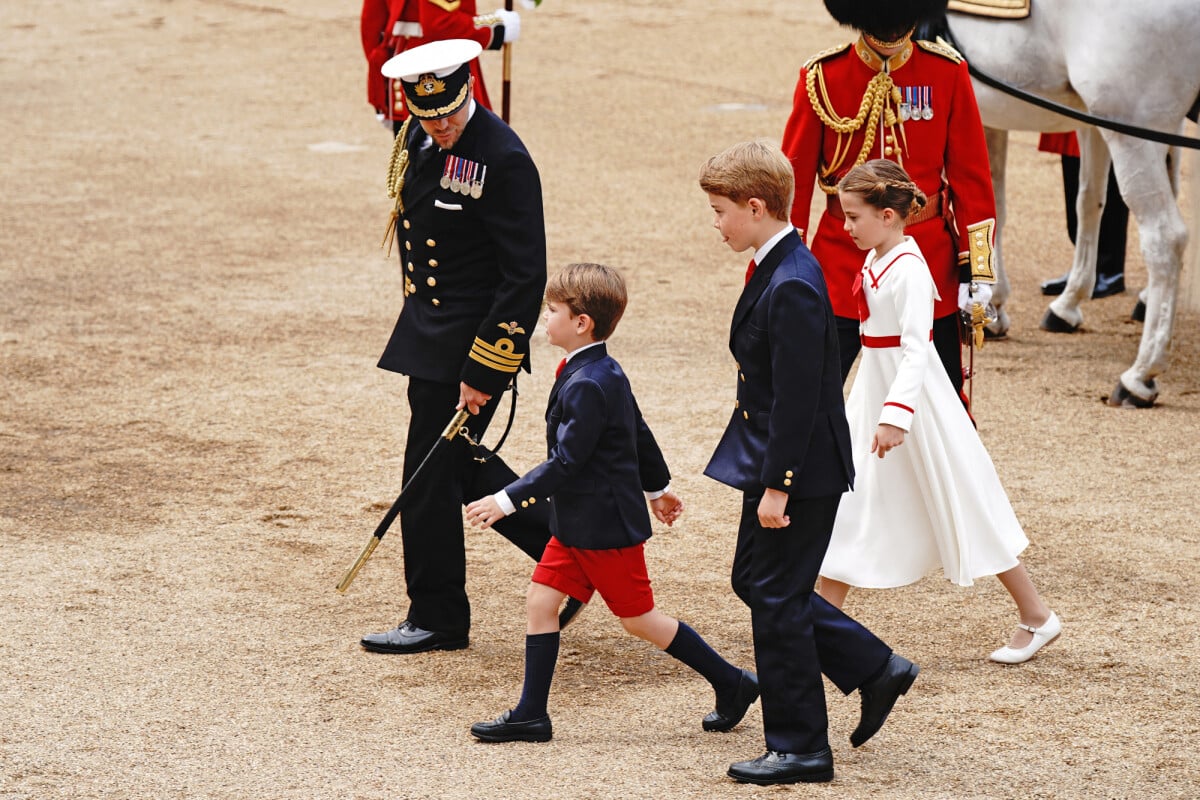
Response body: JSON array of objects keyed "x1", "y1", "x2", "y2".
[{"x1": 819, "y1": 160, "x2": 1061, "y2": 664}]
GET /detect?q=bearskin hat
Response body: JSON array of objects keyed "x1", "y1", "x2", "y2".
[{"x1": 823, "y1": 0, "x2": 949, "y2": 39}]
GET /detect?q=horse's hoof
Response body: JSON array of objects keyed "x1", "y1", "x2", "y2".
[
  {"x1": 1103, "y1": 379, "x2": 1158, "y2": 409},
  {"x1": 1040, "y1": 308, "x2": 1080, "y2": 333},
  {"x1": 1131, "y1": 300, "x2": 1146, "y2": 322}
]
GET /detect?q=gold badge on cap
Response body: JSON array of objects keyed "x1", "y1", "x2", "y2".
[{"x1": 414, "y1": 73, "x2": 446, "y2": 97}]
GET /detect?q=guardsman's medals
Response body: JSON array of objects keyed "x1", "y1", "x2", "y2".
[
  {"x1": 921, "y1": 86, "x2": 934, "y2": 120},
  {"x1": 471, "y1": 164, "x2": 486, "y2": 199},
  {"x1": 440, "y1": 156, "x2": 453, "y2": 190},
  {"x1": 900, "y1": 87, "x2": 913, "y2": 122},
  {"x1": 449, "y1": 156, "x2": 462, "y2": 193}
]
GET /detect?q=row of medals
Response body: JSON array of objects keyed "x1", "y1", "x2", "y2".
[
  {"x1": 899, "y1": 86, "x2": 934, "y2": 122},
  {"x1": 440, "y1": 155, "x2": 485, "y2": 199}
]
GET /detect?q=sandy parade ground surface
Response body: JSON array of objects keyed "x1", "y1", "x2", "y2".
[{"x1": 3, "y1": 1, "x2": 1199, "y2": 798}]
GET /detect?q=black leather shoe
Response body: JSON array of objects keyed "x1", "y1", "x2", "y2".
[
  {"x1": 470, "y1": 709, "x2": 552, "y2": 743},
  {"x1": 359, "y1": 621, "x2": 468, "y2": 654},
  {"x1": 850, "y1": 653, "x2": 919, "y2": 747},
  {"x1": 727, "y1": 749, "x2": 834, "y2": 785},
  {"x1": 1091, "y1": 272, "x2": 1125, "y2": 298},
  {"x1": 1040, "y1": 272, "x2": 1069, "y2": 296},
  {"x1": 558, "y1": 597, "x2": 585, "y2": 629},
  {"x1": 703, "y1": 669, "x2": 759, "y2": 732}
]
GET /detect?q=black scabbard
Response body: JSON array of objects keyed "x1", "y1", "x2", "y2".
[{"x1": 335, "y1": 408, "x2": 471, "y2": 593}]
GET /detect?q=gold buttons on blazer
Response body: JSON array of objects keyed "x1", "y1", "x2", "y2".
[
  {"x1": 783, "y1": 478, "x2": 793, "y2": 486},
  {"x1": 785, "y1": 470, "x2": 794, "y2": 478},
  {"x1": 426, "y1": 277, "x2": 437, "y2": 287},
  {"x1": 743, "y1": 410, "x2": 749, "y2": 420},
  {"x1": 403, "y1": 220, "x2": 411, "y2": 230},
  {"x1": 405, "y1": 240, "x2": 412, "y2": 251},
  {"x1": 407, "y1": 262, "x2": 414, "y2": 272},
  {"x1": 426, "y1": 238, "x2": 436, "y2": 247},
  {"x1": 529, "y1": 497, "x2": 536, "y2": 504},
  {"x1": 428, "y1": 258, "x2": 438, "y2": 267},
  {"x1": 432, "y1": 298, "x2": 441, "y2": 306},
  {"x1": 520, "y1": 500, "x2": 528, "y2": 508}
]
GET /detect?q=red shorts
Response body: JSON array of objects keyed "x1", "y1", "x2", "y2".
[{"x1": 531, "y1": 536, "x2": 655, "y2": 618}]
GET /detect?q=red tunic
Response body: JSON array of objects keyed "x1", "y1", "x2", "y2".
[
  {"x1": 782, "y1": 37, "x2": 997, "y2": 321},
  {"x1": 361, "y1": 0, "x2": 496, "y2": 123}
]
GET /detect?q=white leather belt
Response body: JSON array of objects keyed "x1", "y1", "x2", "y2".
[{"x1": 392, "y1": 21, "x2": 423, "y2": 37}]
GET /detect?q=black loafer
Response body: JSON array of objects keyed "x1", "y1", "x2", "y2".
[
  {"x1": 359, "y1": 620, "x2": 468, "y2": 654},
  {"x1": 703, "y1": 669, "x2": 759, "y2": 732},
  {"x1": 470, "y1": 709, "x2": 552, "y2": 743},
  {"x1": 727, "y1": 749, "x2": 834, "y2": 785},
  {"x1": 850, "y1": 653, "x2": 919, "y2": 747}
]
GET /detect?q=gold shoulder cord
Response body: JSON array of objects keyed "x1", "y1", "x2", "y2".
[
  {"x1": 381, "y1": 116, "x2": 413, "y2": 255},
  {"x1": 806, "y1": 64, "x2": 903, "y2": 194}
]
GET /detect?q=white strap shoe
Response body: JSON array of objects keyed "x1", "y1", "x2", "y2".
[{"x1": 988, "y1": 611, "x2": 1061, "y2": 664}]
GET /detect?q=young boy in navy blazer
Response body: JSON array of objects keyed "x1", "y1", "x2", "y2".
[
  {"x1": 464, "y1": 262, "x2": 758, "y2": 743},
  {"x1": 699, "y1": 141, "x2": 919, "y2": 785}
]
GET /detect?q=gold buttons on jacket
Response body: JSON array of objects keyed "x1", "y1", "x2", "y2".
[
  {"x1": 520, "y1": 500, "x2": 528, "y2": 508},
  {"x1": 405, "y1": 240, "x2": 412, "y2": 251},
  {"x1": 426, "y1": 277, "x2": 437, "y2": 287},
  {"x1": 426, "y1": 238, "x2": 436, "y2": 247},
  {"x1": 743, "y1": 411, "x2": 749, "y2": 420},
  {"x1": 432, "y1": 298, "x2": 441, "y2": 306},
  {"x1": 783, "y1": 479, "x2": 793, "y2": 487},
  {"x1": 428, "y1": 258, "x2": 438, "y2": 267},
  {"x1": 407, "y1": 262, "x2": 414, "y2": 272},
  {"x1": 403, "y1": 220, "x2": 411, "y2": 230},
  {"x1": 785, "y1": 470, "x2": 794, "y2": 478}
]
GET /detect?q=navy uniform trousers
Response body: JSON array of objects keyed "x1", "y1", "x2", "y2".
[
  {"x1": 731, "y1": 491, "x2": 892, "y2": 755},
  {"x1": 401, "y1": 377, "x2": 551, "y2": 636}
]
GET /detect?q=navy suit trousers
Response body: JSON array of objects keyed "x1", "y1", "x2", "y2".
[{"x1": 731, "y1": 492, "x2": 891, "y2": 755}]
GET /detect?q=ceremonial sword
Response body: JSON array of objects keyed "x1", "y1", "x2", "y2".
[{"x1": 336, "y1": 407, "x2": 471, "y2": 593}]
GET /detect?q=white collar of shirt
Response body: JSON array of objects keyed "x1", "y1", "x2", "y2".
[
  {"x1": 564, "y1": 340, "x2": 603, "y2": 363},
  {"x1": 754, "y1": 225, "x2": 796, "y2": 267}
]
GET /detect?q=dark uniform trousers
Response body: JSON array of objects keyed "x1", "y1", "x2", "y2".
[
  {"x1": 731, "y1": 491, "x2": 891, "y2": 755},
  {"x1": 401, "y1": 377, "x2": 550, "y2": 635}
]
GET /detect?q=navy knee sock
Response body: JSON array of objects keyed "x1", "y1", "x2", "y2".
[
  {"x1": 665, "y1": 621, "x2": 741, "y2": 692},
  {"x1": 510, "y1": 631, "x2": 560, "y2": 722}
]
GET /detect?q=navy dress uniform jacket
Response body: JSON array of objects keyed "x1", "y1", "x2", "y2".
[
  {"x1": 704, "y1": 229, "x2": 854, "y2": 497},
  {"x1": 378, "y1": 104, "x2": 545, "y2": 398},
  {"x1": 504, "y1": 344, "x2": 671, "y2": 550}
]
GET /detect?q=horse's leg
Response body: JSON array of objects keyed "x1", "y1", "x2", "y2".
[
  {"x1": 1042, "y1": 126, "x2": 1107, "y2": 332},
  {"x1": 1102, "y1": 133, "x2": 1187, "y2": 407},
  {"x1": 984, "y1": 127, "x2": 1011, "y2": 337}
]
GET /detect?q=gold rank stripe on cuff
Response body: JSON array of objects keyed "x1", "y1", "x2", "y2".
[
  {"x1": 469, "y1": 337, "x2": 523, "y2": 373},
  {"x1": 966, "y1": 218, "x2": 997, "y2": 283}
]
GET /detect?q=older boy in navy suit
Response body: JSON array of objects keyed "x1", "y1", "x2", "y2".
[
  {"x1": 699, "y1": 141, "x2": 919, "y2": 785},
  {"x1": 464, "y1": 262, "x2": 758, "y2": 743}
]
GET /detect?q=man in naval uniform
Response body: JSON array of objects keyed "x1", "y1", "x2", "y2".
[
  {"x1": 782, "y1": 0, "x2": 997, "y2": 407},
  {"x1": 361, "y1": 39, "x2": 568, "y2": 655}
]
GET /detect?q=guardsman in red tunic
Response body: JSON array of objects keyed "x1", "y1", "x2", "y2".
[
  {"x1": 361, "y1": 0, "x2": 519, "y2": 132},
  {"x1": 782, "y1": 0, "x2": 996, "y2": 403}
]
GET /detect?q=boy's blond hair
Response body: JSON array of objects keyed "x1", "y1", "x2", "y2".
[
  {"x1": 698, "y1": 139, "x2": 795, "y2": 221},
  {"x1": 545, "y1": 262, "x2": 628, "y2": 341}
]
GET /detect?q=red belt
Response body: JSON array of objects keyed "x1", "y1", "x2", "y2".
[{"x1": 861, "y1": 331, "x2": 932, "y2": 348}]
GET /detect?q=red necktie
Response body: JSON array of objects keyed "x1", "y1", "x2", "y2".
[
  {"x1": 744, "y1": 259, "x2": 757, "y2": 286},
  {"x1": 555, "y1": 357, "x2": 567, "y2": 378}
]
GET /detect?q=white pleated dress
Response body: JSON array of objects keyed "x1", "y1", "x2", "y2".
[{"x1": 821, "y1": 237, "x2": 1028, "y2": 588}]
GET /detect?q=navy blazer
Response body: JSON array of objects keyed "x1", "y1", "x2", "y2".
[
  {"x1": 377, "y1": 105, "x2": 546, "y2": 397},
  {"x1": 505, "y1": 344, "x2": 671, "y2": 550},
  {"x1": 704, "y1": 229, "x2": 854, "y2": 498}
]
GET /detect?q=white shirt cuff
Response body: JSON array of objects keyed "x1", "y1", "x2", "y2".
[
  {"x1": 645, "y1": 483, "x2": 670, "y2": 501},
  {"x1": 494, "y1": 490, "x2": 516, "y2": 516}
]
